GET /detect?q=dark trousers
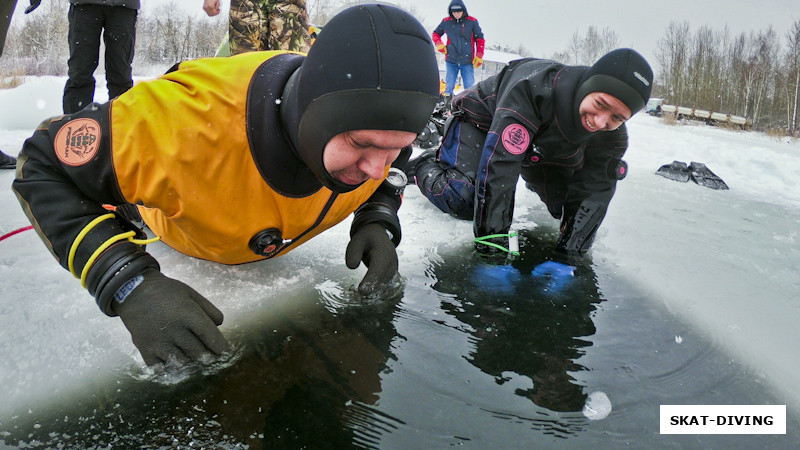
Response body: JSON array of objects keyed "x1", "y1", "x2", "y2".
[
  {"x1": 0, "y1": 0, "x2": 18, "y2": 57},
  {"x1": 414, "y1": 118, "x2": 486, "y2": 220},
  {"x1": 63, "y1": 4, "x2": 137, "y2": 114}
]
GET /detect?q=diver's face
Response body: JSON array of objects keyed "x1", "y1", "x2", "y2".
[
  {"x1": 323, "y1": 130, "x2": 417, "y2": 185},
  {"x1": 578, "y1": 92, "x2": 632, "y2": 132}
]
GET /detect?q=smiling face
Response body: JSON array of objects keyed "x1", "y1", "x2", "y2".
[
  {"x1": 578, "y1": 92, "x2": 632, "y2": 132},
  {"x1": 322, "y1": 130, "x2": 417, "y2": 185}
]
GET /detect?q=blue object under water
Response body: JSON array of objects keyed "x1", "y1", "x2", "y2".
[
  {"x1": 471, "y1": 261, "x2": 578, "y2": 295},
  {"x1": 531, "y1": 261, "x2": 577, "y2": 293},
  {"x1": 471, "y1": 264, "x2": 522, "y2": 295}
]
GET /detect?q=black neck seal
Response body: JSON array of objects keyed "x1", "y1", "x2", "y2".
[{"x1": 247, "y1": 54, "x2": 321, "y2": 197}]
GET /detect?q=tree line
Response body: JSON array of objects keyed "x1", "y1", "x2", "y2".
[
  {"x1": 3, "y1": 0, "x2": 799, "y2": 134},
  {"x1": 655, "y1": 20, "x2": 800, "y2": 134},
  {"x1": 493, "y1": 21, "x2": 800, "y2": 135}
]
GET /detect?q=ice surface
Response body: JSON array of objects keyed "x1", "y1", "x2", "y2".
[{"x1": 594, "y1": 115, "x2": 800, "y2": 413}]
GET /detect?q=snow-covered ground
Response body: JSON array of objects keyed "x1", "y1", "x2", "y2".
[{"x1": 1, "y1": 76, "x2": 799, "y2": 443}]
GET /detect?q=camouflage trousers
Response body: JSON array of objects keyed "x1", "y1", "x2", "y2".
[{"x1": 229, "y1": 0, "x2": 311, "y2": 55}]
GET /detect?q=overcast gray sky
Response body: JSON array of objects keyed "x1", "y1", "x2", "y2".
[
  {"x1": 406, "y1": 0, "x2": 800, "y2": 65},
  {"x1": 10, "y1": 0, "x2": 800, "y2": 68}
]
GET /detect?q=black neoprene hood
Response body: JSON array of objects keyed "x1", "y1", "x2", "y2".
[{"x1": 281, "y1": 4, "x2": 440, "y2": 193}]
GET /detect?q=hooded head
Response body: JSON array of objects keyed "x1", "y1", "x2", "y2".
[
  {"x1": 281, "y1": 4, "x2": 439, "y2": 193},
  {"x1": 448, "y1": 0, "x2": 467, "y2": 19},
  {"x1": 575, "y1": 48, "x2": 653, "y2": 114}
]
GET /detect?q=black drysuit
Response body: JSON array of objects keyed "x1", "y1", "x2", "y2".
[{"x1": 415, "y1": 58, "x2": 629, "y2": 254}]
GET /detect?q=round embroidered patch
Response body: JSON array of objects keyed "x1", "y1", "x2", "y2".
[
  {"x1": 501, "y1": 123, "x2": 530, "y2": 155},
  {"x1": 54, "y1": 118, "x2": 101, "y2": 166}
]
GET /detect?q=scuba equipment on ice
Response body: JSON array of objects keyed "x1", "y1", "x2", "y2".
[
  {"x1": 413, "y1": 103, "x2": 448, "y2": 150},
  {"x1": 413, "y1": 97, "x2": 448, "y2": 149}
]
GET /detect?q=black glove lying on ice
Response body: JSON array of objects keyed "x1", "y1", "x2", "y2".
[
  {"x1": 345, "y1": 223, "x2": 398, "y2": 296},
  {"x1": 25, "y1": 0, "x2": 41, "y2": 14},
  {"x1": 111, "y1": 268, "x2": 229, "y2": 366}
]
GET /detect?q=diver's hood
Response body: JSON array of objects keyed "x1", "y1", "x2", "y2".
[
  {"x1": 281, "y1": 4, "x2": 439, "y2": 193},
  {"x1": 552, "y1": 65, "x2": 595, "y2": 145}
]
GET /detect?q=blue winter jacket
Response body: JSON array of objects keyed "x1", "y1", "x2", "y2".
[{"x1": 432, "y1": 0, "x2": 484, "y2": 66}]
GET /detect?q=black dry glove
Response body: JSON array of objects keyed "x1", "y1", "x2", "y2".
[
  {"x1": 112, "y1": 268, "x2": 229, "y2": 366},
  {"x1": 474, "y1": 235, "x2": 515, "y2": 265},
  {"x1": 25, "y1": 0, "x2": 41, "y2": 14},
  {"x1": 556, "y1": 199, "x2": 608, "y2": 256},
  {"x1": 345, "y1": 223, "x2": 398, "y2": 295}
]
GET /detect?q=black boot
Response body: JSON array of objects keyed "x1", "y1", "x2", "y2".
[
  {"x1": 402, "y1": 149, "x2": 437, "y2": 183},
  {"x1": 0, "y1": 150, "x2": 17, "y2": 170},
  {"x1": 441, "y1": 93, "x2": 453, "y2": 110}
]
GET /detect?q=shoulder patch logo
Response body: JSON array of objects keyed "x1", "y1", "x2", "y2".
[
  {"x1": 501, "y1": 123, "x2": 530, "y2": 155},
  {"x1": 54, "y1": 118, "x2": 101, "y2": 166}
]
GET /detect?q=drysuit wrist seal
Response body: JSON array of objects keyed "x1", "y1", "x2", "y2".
[
  {"x1": 350, "y1": 202, "x2": 402, "y2": 247},
  {"x1": 87, "y1": 243, "x2": 160, "y2": 317}
]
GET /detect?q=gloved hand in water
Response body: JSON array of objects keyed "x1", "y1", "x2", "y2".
[
  {"x1": 474, "y1": 234, "x2": 518, "y2": 262},
  {"x1": 471, "y1": 233, "x2": 522, "y2": 294},
  {"x1": 345, "y1": 223, "x2": 398, "y2": 295},
  {"x1": 471, "y1": 262, "x2": 522, "y2": 295},
  {"x1": 112, "y1": 268, "x2": 229, "y2": 366},
  {"x1": 531, "y1": 261, "x2": 576, "y2": 293}
]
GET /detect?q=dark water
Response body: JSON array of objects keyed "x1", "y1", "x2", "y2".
[{"x1": 1, "y1": 225, "x2": 797, "y2": 449}]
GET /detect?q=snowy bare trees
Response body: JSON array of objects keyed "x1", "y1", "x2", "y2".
[
  {"x1": 134, "y1": 2, "x2": 222, "y2": 67},
  {"x1": 565, "y1": 26, "x2": 621, "y2": 66},
  {"x1": 3, "y1": 0, "x2": 70, "y2": 76},
  {"x1": 785, "y1": 21, "x2": 800, "y2": 134},
  {"x1": 656, "y1": 20, "x2": 800, "y2": 134},
  {"x1": 135, "y1": 2, "x2": 225, "y2": 66},
  {"x1": 3, "y1": 1, "x2": 800, "y2": 134}
]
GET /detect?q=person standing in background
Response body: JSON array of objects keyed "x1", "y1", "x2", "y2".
[
  {"x1": 432, "y1": 0, "x2": 484, "y2": 102},
  {"x1": 62, "y1": 0, "x2": 139, "y2": 114},
  {"x1": 0, "y1": 0, "x2": 20, "y2": 58},
  {"x1": 202, "y1": 0, "x2": 222, "y2": 17},
  {"x1": 203, "y1": 0, "x2": 310, "y2": 54},
  {"x1": 1, "y1": 0, "x2": 40, "y2": 168}
]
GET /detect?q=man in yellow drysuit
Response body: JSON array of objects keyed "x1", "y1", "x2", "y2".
[{"x1": 12, "y1": 4, "x2": 439, "y2": 366}]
